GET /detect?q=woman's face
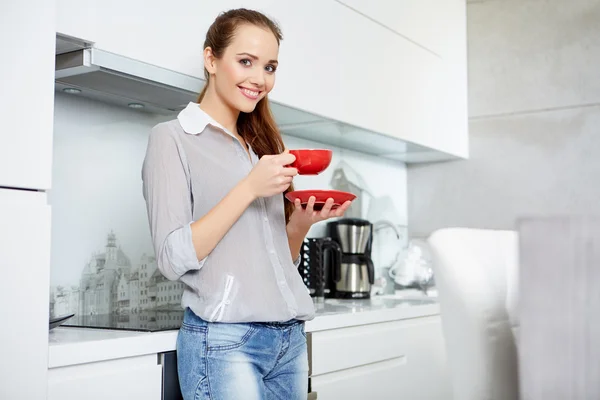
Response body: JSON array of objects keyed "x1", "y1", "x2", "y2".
[{"x1": 206, "y1": 24, "x2": 279, "y2": 113}]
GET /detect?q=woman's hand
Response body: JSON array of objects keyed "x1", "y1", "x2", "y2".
[
  {"x1": 243, "y1": 152, "x2": 298, "y2": 199},
  {"x1": 287, "y1": 196, "x2": 353, "y2": 234}
]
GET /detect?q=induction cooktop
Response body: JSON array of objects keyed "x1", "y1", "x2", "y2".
[{"x1": 62, "y1": 310, "x2": 185, "y2": 332}]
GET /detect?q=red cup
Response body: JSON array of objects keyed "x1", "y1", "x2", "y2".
[{"x1": 288, "y1": 149, "x2": 333, "y2": 175}]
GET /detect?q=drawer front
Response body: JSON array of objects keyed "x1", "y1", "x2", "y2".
[
  {"x1": 311, "y1": 315, "x2": 442, "y2": 376},
  {"x1": 48, "y1": 356, "x2": 162, "y2": 400},
  {"x1": 312, "y1": 358, "x2": 406, "y2": 400}
]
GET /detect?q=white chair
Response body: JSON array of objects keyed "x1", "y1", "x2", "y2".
[{"x1": 428, "y1": 228, "x2": 520, "y2": 400}]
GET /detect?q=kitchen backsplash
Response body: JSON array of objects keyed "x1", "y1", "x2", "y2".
[{"x1": 49, "y1": 93, "x2": 408, "y2": 317}]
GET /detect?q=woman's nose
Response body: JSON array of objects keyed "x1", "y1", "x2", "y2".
[{"x1": 249, "y1": 71, "x2": 266, "y2": 87}]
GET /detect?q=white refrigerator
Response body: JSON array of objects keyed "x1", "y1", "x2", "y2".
[{"x1": 0, "y1": 0, "x2": 56, "y2": 398}]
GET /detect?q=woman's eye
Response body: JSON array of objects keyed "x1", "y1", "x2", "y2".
[
  {"x1": 265, "y1": 64, "x2": 277, "y2": 73},
  {"x1": 239, "y1": 59, "x2": 251, "y2": 66}
]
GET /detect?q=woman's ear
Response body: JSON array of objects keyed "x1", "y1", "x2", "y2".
[{"x1": 203, "y1": 47, "x2": 217, "y2": 75}]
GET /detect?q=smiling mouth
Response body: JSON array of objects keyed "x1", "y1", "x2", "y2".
[{"x1": 238, "y1": 86, "x2": 261, "y2": 100}]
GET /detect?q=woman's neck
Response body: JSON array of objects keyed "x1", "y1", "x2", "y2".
[{"x1": 199, "y1": 86, "x2": 240, "y2": 135}]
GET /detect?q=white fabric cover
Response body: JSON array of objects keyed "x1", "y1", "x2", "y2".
[{"x1": 428, "y1": 228, "x2": 520, "y2": 400}]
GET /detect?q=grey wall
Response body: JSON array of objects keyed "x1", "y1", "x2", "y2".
[{"x1": 408, "y1": 0, "x2": 600, "y2": 236}]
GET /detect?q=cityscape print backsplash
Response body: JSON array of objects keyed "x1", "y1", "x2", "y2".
[{"x1": 49, "y1": 94, "x2": 408, "y2": 319}]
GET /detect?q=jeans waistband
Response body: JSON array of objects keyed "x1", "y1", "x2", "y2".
[
  {"x1": 183, "y1": 308, "x2": 303, "y2": 328},
  {"x1": 255, "y1": 319, "x2": 303, "y2": 327}
]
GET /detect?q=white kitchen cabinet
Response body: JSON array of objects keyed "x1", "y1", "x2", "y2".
[
  {"x1": 48, "y1": 354, "x2": 162, "y2": 400},
  {"x1": 0, "y1": 0, "x2": 55, "y2": 190},
  {"x1": 336, "y1": 1, "x2": 468, "y2": 159},
  {"x1": 335, "y1": 0, "x2": 464, "y2": 59},
  {"x1": 337, "y1": 5, "x2": 441, "y2": 155},
  {"x1": 47, "y1": 304, "x2": 447, "y2": 399},
  {"x1": 0, "y1": 189, "x2": 52, "y2": 399},
  {"x1": 256, "y1": 1, "x2": 345, "y2": 126},
  {"x1": 55, "y1": 0, "x2": 468, "y2": 159},
  {"x1": 311, "y1": 316, "x2": 451, "y2": 399}
]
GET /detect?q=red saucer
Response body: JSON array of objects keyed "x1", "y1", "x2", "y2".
[{"x1": 285, "y1": 190, "x2": 356, "y2": 211}]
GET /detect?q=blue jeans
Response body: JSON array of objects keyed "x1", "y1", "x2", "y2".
[{"x1": 177, "y1": 308, "x2": 309, "y2": 400}]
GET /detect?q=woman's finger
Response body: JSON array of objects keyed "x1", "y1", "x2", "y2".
[
  {"x1": 305, "y1": 196, "x2": 316, "y2": 213},
  {"x1": 320, "y1": 198, "x2": 335, "y2": 218},
  {"x1": 335, "y1": 201, "x2": 352, "y2": 217}
]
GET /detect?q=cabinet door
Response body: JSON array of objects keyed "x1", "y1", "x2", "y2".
[
  {"x1": 0, "y1": 0, "x2": 54, "y2": 189},
  {"x1": 313, "y1": 355, "x2": 451, "y2": 400},
  {"x1": 48, "y1": 355, "x2": 162, "y2": 400},
  {"x1": 259, "y1": 0, "x2": 344, "y2": 124},
  {"x1": 337, "y1": 2, "x2": 468, "y2": 159},
  {"x1": 311, "y1": 316, "x2": 452, "y2": 399},
  {"x1": 312, "y1": 358, "x2": 406, "y2": 400},
  {"x1": 335, "y1": 0, "x2": 465, "y2": 59},
  {"x1": 337, "y1": 5, "x2": 440, "y2": 149},
  {"x1": 0, "y1": 189, "x2": 52, "y2": 399}
]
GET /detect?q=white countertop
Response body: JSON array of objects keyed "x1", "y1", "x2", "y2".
[{"x1": 48, "y1": 295, "x2": 439, "y2": 369}]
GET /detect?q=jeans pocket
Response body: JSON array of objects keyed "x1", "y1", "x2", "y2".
[
  {"x1": 206, "y1": 322, "x2": 256, "y2": 351},
  {"x1": 177, "y1": 325, "x2": 209, "y2": 400}
]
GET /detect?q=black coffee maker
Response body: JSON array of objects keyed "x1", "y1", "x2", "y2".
[
  {"x1": 298, "y1": 237, "x2": 342, "y2": 301},
  {"x1": 325, "y1": 218, "x2": 375, "y2": 299}
]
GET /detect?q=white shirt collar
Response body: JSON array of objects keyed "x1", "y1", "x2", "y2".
[
  {"x1": 177, "y1": 102, "x2": 257, "y2": 160},
  {"x1": 177, "y1": 102, "x2": 229, "y2": 135}
]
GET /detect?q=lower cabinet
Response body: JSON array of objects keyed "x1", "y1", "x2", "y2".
[
  {"x1": 47, "y1": 315, "x2": 449, "y2": 400},
  {"x1": 47, "y1": 355, "x2": 162, "y2": 400},
  {"x1": 310, "y1": 316, "x2": 451, "y2": 400}
]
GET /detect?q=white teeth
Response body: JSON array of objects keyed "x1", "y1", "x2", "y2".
[{"x1": 241, "y1": 88, "x2": 259, "y2": 97}]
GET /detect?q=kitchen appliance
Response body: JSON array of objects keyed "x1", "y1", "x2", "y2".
[
  {"x1": 326, "y1": 218, "x2": 375, "y2": 299},
  {"x1": 49, "y1": 313, "x2": 75, "y2": 330},
  {"x1": 62, "y1": 311, "x2": 185, "y2": 332},
  {"x1": 298, "y1": 237, "x2": 342, "y2": 301}
]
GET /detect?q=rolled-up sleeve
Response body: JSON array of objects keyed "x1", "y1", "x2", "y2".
[{"x1": 142, "y1": 123, "x2": 205, "y2": 281}]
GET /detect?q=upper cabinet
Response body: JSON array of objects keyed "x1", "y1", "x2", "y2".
[
  {"x1": 55, "y1": 0, "x2": 468, "y2": 160},
  {"x1": 334, "y1": 0, "x2": 468, "y2": 159},
  {"x1": 335, "y1": 0, "x2": 463, "y2": 59},
  {"x1": 1, "y1": 0, "x2": 55, "y2": 190}
]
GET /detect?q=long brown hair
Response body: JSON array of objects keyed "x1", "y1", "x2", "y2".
[{"x1": 197, "y1": 8, "x2": 295, "y2": 224}]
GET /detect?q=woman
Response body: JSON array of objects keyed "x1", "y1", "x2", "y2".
[{"x1": 142, "y1": 8, "x2": 352, "y2": 400}]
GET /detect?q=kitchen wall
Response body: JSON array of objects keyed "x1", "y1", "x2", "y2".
[
  {"x1": 408, "y1": 0, "x2": 600, "y2": 236},
  {"x1": 49, "y1": 92, "x2": 408, "y2": 317}
]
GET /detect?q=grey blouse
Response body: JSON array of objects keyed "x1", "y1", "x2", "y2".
[{"x1": 141, "y1": 102, "x2": 315, "y2": 323}]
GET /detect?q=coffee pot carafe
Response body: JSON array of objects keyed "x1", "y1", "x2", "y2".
[{"x1": 326, "y1": 218, "x2": 375, "y2": 299}]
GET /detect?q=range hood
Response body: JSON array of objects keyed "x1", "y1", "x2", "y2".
[
  {"x1": 54, "y1": 35, "x2": 456, "y2": 163},
  {"x1": 56, "y1": 46, "x2": 204, "y2": 115}
]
